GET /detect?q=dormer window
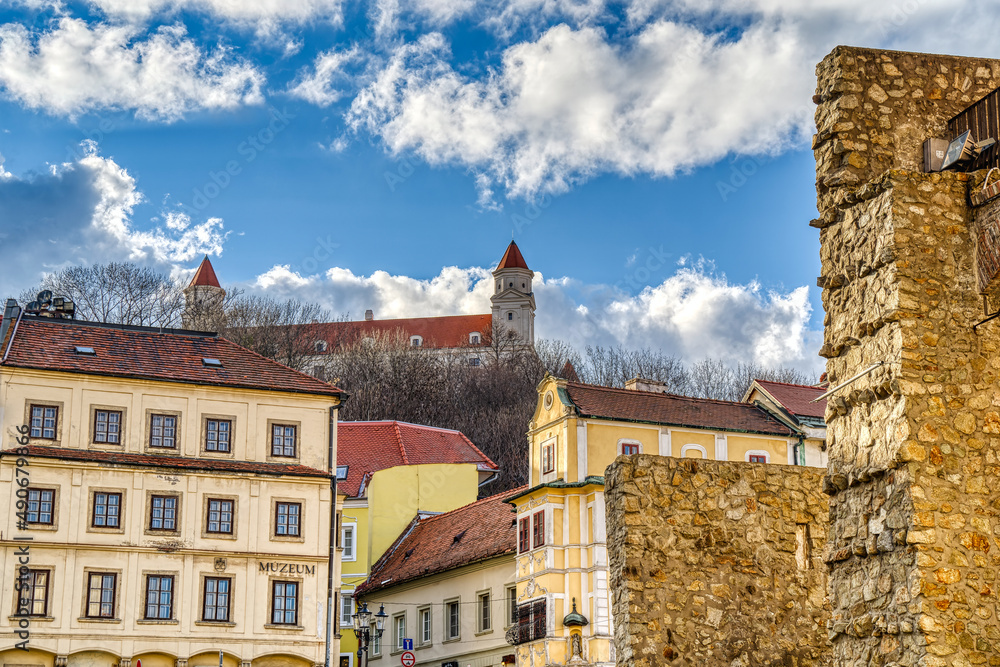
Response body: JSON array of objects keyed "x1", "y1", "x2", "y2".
[
  {"x1": 410, "y1": 336, "x2": 422, "y2": 348},
  {"x1": 336, "y1": 466, "x2": 349, "y2": 480},
  {"x1": 74, "y1": 346, "x2": 96, "y2": 355},
  {"x1": 314, "y1": 340, "x2": 328, "y2": 352},
  {"x1": 469, "y1": 333, "x2": 480, "y2": 345},
  {"x1": 202, "y1": 358, "x2": 222, "y2": 367}
]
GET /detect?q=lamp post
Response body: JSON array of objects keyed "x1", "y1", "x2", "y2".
[{"x1": 352, "y1": 602, "x2": 387, "y2": 667}]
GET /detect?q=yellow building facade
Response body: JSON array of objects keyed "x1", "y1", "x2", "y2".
[
  {"x1": 0, "y1": 305, "x2": 344, "y2": 667},
  {"x1": 506, "y1": 376, "x2": 804, "y2": 667},
  {"x1": 335, "y1": 422, "x2": 497, "y2": 666}
]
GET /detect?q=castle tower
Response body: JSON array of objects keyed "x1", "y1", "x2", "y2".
[
  {"x1": 490, "y1": 241, "x2": 535, "y2": 345},
  {"x1": 182, "y1": 256, "x2": 225, "y2": 331}
]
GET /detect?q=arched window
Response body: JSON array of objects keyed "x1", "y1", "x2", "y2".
[
  {"x1": 410, "y1": 336, "x2": 422, "y2": 348},
  {"x1": 469, "y1": 332, "x2": 481, "y2": 344},
  {"x1": 680, "y1": 444, "x2": 707, "y2": 459}
]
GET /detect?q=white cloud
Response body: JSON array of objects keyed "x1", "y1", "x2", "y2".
[
  {"x1": 287, "y1": 47, "x2": 361, "y2": 107},
  {"x1": 84, "y1": 0, "x2": 345, "y2": 28},
  {"x1": 249, "y1": 260, "x2": 820, "y2": 372},
  {"x1": 348, "y1": 21, "x2": 810, "y2": 197},
  {"x1": 0, "y1": 144, "x2": 229, "y2": 297},
  {"x1": 0, "y1": 19, "x2": 264, "y2": 120}
]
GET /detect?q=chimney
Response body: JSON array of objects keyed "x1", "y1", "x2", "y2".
[
  {"x1": 365, "y1": 309, "x2": 374, "y2": 321},
  {"x1": 625, "y1": 377, "x2": 671, "y2": 394}
]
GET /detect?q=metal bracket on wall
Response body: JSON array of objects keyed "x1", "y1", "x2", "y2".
[{"x1": 974, "y1": 294, "x2": 1000, "y2": 332}]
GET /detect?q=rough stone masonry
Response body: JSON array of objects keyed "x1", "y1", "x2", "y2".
[
  {"x1": 606, "y1": 456, "x2": 830, "y2": 667},
  {"x1": 814, "y1": 47, "x2": 1000, "y2": 667}
]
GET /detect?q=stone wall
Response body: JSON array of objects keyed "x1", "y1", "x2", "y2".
[
  {"x1": 816, "y1": 47, "x2": 1000, "y2": 667},
  {"x1": 605, "y1": 455, "x2": 830, "y2": 667}
]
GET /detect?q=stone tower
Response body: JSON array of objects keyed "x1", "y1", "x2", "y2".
[
  {"x1": 182, "y1": 256, "x2": 225, "y2": 331},
  {"x1": 490, "y1": 240, "x2": 535, "y2": 345},
  {"x1": 814, "y1": 47, "x2": 1000, "y2": 667}
]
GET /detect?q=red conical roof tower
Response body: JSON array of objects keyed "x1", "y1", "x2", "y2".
[
  {"x1": 497, "y1": 241, "x2": 530, "y2": 271},
  {"x1": 189, "y1": 256, "x2": 221, "y2": 288}
]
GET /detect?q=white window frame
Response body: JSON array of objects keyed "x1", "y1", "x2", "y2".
[
  {"x1": 745, "y1": 450, "x2": 771, "y2": 463},
  {"x1": 506, "y1": 585, "x2": 518, "y2": 628},
  {"x1": 617, "y1": 439, "x2": 642, "y2": 456},
  {"x1": 477, "y1": 589, "x2": 492, "y2": 633},
  {"x1": 340, "y1": 591, "x2": 354, "y2": 627},
  {"x1": 410, "y1": 335, "x2": 422, "y2": 348},
  {"x1": 540, "y1": 437, "x2": 557, "y2": 479},
  {"x1": 392, "y1": 612, "x2": 406, "y2": 653},
  {"x1": 680, "y1": 443, "x2": 707, "y2": 459},
  {"x1": 469, "y1": 332, "x2": 481, "y2": 344},
  {"x1": 370, "y1": 622, "x2": 382, "y2": 656},
  {"x1": 418, "y1": 605, "x2": 432, "y2": 646},
  {"x1": 341, "y1": 523, "x2": 356, "y2": 561},
  {"x1": 445, "y1": 598, "x2": 461, "y2": 641}
]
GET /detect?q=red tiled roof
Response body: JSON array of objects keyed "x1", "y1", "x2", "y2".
[
  {"x1": 564, "y1": 381, "x2": 795, "y2": 436},
  {"x1": 753, "y1": 380, "x2": 827, "y2": 420},
  {"x1": 497, "y1": 241, "x2": 530, "y2": 271},
  {"x1": 189, "y1": 256, "x2": 221, "y2": 288},
  {"x1": 6, "y1": 445, "x2": 331, "y2": 478},
  {"x1": 337, "y1": 421, "x2": 498, "y2": 497},
  {"x1": 303, "y1": 314, "x2": 492, "y2": 352},
  {"x1": 1, "y1": 316, "x2": 343, "y2": 398},
  {"x1": 357, "y1": 487, "x2": 525, "y2": 596}
]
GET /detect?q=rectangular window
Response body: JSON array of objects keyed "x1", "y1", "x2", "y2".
[
  {"x1": 205, "y1": 419, "x2": 231, "y2": 452},
  {"x1": 507, "y1": 586, "x2": 518, "y2": 626},
  {"x1": 271, "y1": 580, "x2": 299, "y2": 625},
  {"x1": 86, "y1": 572, "x2": 117, "y2": 619},
  {"x1": 371, "y1": 623, "x2": 382, "y2": 656},
  {"x1": 515, "y1": 599, "x2": 546, "y2": 644},
  {"x1": 275, "y1": 502, "x2": 301, "y2": 537},
  {"x1": 92, "y1": 492, "x2": 122, "y2": 528},
  {"x1": 394, "y1": 614, "x2": 405, "y2": 652},
  {"x1": 94, "y1": 409, "x2": 122, "y2": 444},
  {"x1": 541, "y1": 442, "x2": 555, "y2": 474},
  {"x1": 206, "y1": 499, "x2": 234, "y2": 534},
  {"x1": 29, "y1": 405, "x2": 57, "y2": 439},
  {"x1": 16, "y1": 569, "x2": 49, "y2": 617},
  {"x1": 271, "y1": 424, "x2": 297, "y2": 457},
  {"x1": 479, "y1": 591, "x2": 491, "y2": 632},
  {"x1": 419, "y1": 607, "x2": 431, "y2": 644},
  {"x1": 340, "y1": 593, "x2": 353, "y2": 627},
  {"x1": 25, "y1": 488, "x2": 54, "y2": 525},
  {"x1": 144, "y1": 575, "x2": 174, "y2": 620},
  {"x1": 532, "y1": 511, "x2": 545, "y2": 549},
  {"x1": 150, "y1": 414, "x2": 177, "y2": 448},
  {"x1": 621, "y1": 442, "x2": 640, "y2": 455},
  {"x1": 203, "y1": 577, "x2": 231, "y2": 622},
  {"x1": 150, "y1": 495, "x2": 178, "y2": 531},
  {"x1": 518, "y1": 518, "x2": 530, "y2": 553},
  {"x1": 447, "y1": 600, "x2": 460, "y2": 639},
  {"x1": 342, "y1": 525, "x2": 356, "y2": 560},
  {"x1": 749, "y1": 454, "x2": 767, "y2": 463}
]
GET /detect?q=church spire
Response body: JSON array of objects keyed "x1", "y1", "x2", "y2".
[
  {"x1": 189, "y1": 256, "x2": 221, "y2": 288},
  {"x1": 497, "y1": 240, "x2": 530, "y2": 271},
  {"x1": 183, "y1": 256, "x2": 225, "y2": 331}
]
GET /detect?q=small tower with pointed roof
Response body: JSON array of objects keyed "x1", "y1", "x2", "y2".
[
  {"x1": 490, "y1": 240, "x2": 535, "y2": 345},
  {"x1": 182, "y1": 256, "x2": 225, "y2": 331}
]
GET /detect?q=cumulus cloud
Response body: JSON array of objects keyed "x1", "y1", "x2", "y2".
[
  {"x1": 0, "y1": 143, "x2": 228, "y2": 297},
  {"x1": 348, "y1": 21, "x2": 810, "y2": 197},
  {"x1": 249, "y1": 260, "x2": 820, "y2": 372},
  {"x1": 0, "y1": 19, "x2": 264, "y2": 120},
  {"x1": 287, "y1": 47, "x2": 361, "y2": 107},
  {"x1": 84, "y1": 0, "x2": 345, "y2": 27}
]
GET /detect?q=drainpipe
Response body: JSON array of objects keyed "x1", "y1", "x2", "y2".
[{"x1": 325, "y1": 403, "x2": 341, "y2": 667}]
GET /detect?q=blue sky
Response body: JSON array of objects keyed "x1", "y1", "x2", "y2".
[{"x1": 1, "y1": 0, "x2": 997, "y2": 374}]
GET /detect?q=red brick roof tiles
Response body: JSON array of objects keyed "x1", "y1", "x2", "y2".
[
  {"x1": 189, "y1": 256, "x2": 221, "y2": 288},
  {"x1": 564, "y1": 381, "x2": 795, "y2": 436},
  {"x1": 497, "y1": 241, "x2": 530, "y2": 271},
  {"x1": 753, "y1": 380, "x2": 827, "y2": 420},
  {"x1": 357, "y1": 486, "x2": 525, "y2": 596},
  {"x1": 337, "y1": 421, "x2": 498, "y2": 497},
  {"x1": 1, "y1": 316, "x2": 343, "y2": 398},
  {"x1": 6, "y1": 445, "x2": 331, "y2": 478},
  {"x1": 302, "y1": 314, "x2": 492, "y2": 352}
]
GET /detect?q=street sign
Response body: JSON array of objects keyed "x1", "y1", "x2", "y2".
[
  {"x1": 402, "y1": 638, "x2": 413, "y2": 650},
  {"x1": 400, "y1": 651, "x2": 415, "y2": 667}
]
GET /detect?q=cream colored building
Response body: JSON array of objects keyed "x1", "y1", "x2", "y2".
[
  {"x1": 355, "y1": 490, "x2": 521, "y2": 667},
  {"x1": 0, "y1": 300, "x2": 344, "y2": 667},
  {"x1": 506, "y1": 375, "x2": 809, "y2": 666}
]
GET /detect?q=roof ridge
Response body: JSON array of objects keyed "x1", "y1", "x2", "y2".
[
  {"x1": 393, "y1": 421, "x2": 410, "y2": 465},
  {"x1": 755, "y1": 379, "x2": 824, "y2": 390},
  {"x1": 566, "y1": 381, "x2": 765, "y2": 409},
  {"x1": 415, "y1": 486, "x2": 527, "y2": 527}
]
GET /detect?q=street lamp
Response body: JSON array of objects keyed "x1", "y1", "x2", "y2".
[{"x1": 353, "y1": 602, "x2": 387, "y2": 667}]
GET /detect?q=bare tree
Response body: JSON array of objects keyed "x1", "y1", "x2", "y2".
[
  {"x1": 219, "y1": 295, "x2": 332, "y2": 372},
  {"x1": 21, "y1": 262, "x2": 185, "y2": 327}
]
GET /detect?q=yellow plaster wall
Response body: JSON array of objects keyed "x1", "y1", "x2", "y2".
[
  {"x1": 728, "y1": 435, "x2": 789, "y2": 464},
  {"x1": 584, "y1": 422, "x2": 658, "y2": 477},
  {"x1": 671, "y1": 429, "x2": 715, "y2": 459}
]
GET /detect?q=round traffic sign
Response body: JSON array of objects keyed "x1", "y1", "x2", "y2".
[{"x1": 400, "y1": 651, "x2": 415, "y2": 667}]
